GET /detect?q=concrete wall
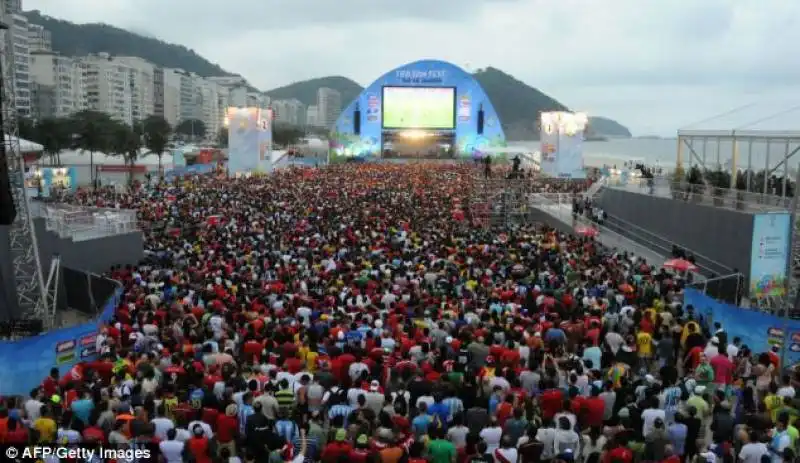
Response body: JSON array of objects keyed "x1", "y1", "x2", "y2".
[{"x1": 597, "y1": 188, "x2": 754, "y2": 279}]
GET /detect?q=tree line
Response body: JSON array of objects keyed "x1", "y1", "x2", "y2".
[{"x1": 18, "y1": 111, "x2": 173, "y2": 185}]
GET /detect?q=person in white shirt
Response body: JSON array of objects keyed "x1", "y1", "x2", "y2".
[
  {"x1": 553, "y1": 416, "x2": 580, "y2": 456},
  {"x1": 641, "y1": 397, "x2": 666, "y2": 438},
  {"x1": 777, "y1": 375, "x2": 796, "y2": 399},
  {"x1": 187, "y1": 419, "x2": 213, "y2": 439},
  {"x1": 727, "y1": 337, "x2": 740, "y2": 361},
  {"x1": 159, "y1": 429, "x2": 186, "y2": 463},
  {"x1": 494, "y1": 436, "x2": 518, "y2": 463},
  {"x1": 738, "y1": 430, "x2": 768, "y2": 463},
  {"x1": 479, "y1": 418, "x2": 503, "y2": 454},
  {"x1": 536, "y1": 426, "x2": 556, "y2": 460},
  {"x1": 151, "y1": 406, "x2": 175, "y2": 441},
  {"x1": 703, "y1": 338, "x2": 720, "y2": 360}
]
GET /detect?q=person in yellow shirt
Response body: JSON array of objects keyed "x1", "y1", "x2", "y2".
[
  {"x1": 33, "y1": 405, "x2": 57, "y2": 443},
  {"x1": 636, "y1": 330, "x2": 654, "y2": 370},
  {"x1": 764, "y1": 384, "x2": 785, "y2": 423}
]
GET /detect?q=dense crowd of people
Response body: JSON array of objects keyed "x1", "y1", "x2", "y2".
[{"x1": 3, "y1": 163, "x2": 799, "y2": 463}]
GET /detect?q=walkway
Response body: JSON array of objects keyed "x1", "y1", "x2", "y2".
[{"x1": 530, "y1": 196, "x2": 668, "y2": 267}]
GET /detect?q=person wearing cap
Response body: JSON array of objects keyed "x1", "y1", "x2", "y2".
[
  {"x1": 320, "y1": 428, "x2": 352, "y2": 463},
  {"x1": 186, "y1": 423, "x2": 215, "y2": 463},
  {"x1": 348, "y1": 433, "x2": 372, "y2": 463}
]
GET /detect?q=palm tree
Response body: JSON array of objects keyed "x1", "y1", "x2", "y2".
[
  {"x1": 110, "y1": 121, "x2": 142, "y2": 186},
  {"x1": 142, "y1": 115, "x2": 171, "y2": 175},
  {"x1": 35, "y1": 117, "x2": 71, "y2": 166},
  {"x1": 69, "y1": 110, "x2": 115, "y2": 187}
]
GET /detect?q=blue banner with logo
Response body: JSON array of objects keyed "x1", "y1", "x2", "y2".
[
  {"x1": 0, "y1": 286, "x2": 122, "y2": 396},
  {"x1": 684, "y1": 288, "x2": 800, "y2": 370},
  {"x1": 750, "y1": 212, "x2": 791, "y2": 298}
]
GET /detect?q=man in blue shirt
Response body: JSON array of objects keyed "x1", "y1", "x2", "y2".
[{"x1": 411, "y1": 402, "x2": 434, "y2": 437}]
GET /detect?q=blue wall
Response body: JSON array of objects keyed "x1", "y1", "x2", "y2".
[
  {"x1": 0, "y1": 286, "x2": 122, "y2": 396},
  {"x1": 684, "y1": 288, "x2": 800, "y2": 370},
  {"x1": 331, "y1": 59, "x2": 506, "y2": 159}
]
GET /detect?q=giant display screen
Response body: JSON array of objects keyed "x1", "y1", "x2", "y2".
[{"x1": 382, "y1": 86, "x2": 455, "y2": 130}]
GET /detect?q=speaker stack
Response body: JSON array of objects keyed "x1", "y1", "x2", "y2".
[
  {"x1": 477, "y1": 106, "x2": 485, "y2": 135},
  {"x1": 354, "y1": 104, "x2": 361, "y2": 135}
]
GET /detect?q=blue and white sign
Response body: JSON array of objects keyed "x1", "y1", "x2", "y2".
[{"x1": 750, "y1": 212, "x2": 791, "y2": 298}]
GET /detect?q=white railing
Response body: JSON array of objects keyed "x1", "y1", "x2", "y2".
[{"x1": 30, "y1": 202, "x2": 139, "y2": 241}]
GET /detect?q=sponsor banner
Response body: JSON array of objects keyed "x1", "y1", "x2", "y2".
[{"x1": 750, "y1": 213, "x2": 790, "y2": 298}]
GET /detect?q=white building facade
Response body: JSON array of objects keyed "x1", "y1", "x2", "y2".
[{"x1": 316, "y1": 87, "x2": 341, "y2": 129}]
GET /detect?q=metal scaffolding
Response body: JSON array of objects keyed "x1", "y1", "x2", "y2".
[
  {"x1": 1, "y1": 15, "x2": 48, "y2": 322},
  {"x1": 676, "y1": 129, "x2": 800, "y2": 195}
]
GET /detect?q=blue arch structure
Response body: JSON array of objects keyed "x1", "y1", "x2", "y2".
[{"x1": 330, "y1": 59, "x2": 506, "y2": 161}]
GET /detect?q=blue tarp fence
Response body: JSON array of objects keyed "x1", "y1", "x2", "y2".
[
  {"x1": 0, "y1": 285, "x2": 122, "y2": 396},
  {"x1": 684, "y1": 288, "x2": 800, "y2": 370}
]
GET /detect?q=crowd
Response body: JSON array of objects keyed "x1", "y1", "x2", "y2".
[{"x1": 3, "y1": 163, "x2": 799, "y2": 463}]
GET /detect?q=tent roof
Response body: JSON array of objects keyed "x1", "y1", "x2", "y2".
[
  {"x1": 56, "y1": 149, "x2": 173, "y2": 167},
  {"x1": 5, "y1": 135, "x2": 43, "y2": 152}
]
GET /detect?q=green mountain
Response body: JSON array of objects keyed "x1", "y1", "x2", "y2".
[
  {"x1": 24, "y1": 10, "x2": 631, "y2": 139},
  {"x1": 267, "y1": 69, "x2": 631, "y2": 139},
  {"x1": 24, "y1": 10, "x2": 234, "y2": 78}
]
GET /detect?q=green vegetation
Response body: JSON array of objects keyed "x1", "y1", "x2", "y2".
[{"x1": 18, "y1": 112, "x2": 173, "y2": 185}]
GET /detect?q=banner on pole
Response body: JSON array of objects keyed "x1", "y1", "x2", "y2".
[
  {"x1": 750, "y1": 212, "x2": 791, "y2": 298},
  {"x1": 539, "y1": 111, "x2": 588, "y2": 179},
  {"x1": 226, "y1": 107, "x2": 260, "y2": 174}
]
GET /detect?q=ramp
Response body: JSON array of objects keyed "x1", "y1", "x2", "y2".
[{"x1": 529, "y1": 193, "x2": 668, "y2": 266}]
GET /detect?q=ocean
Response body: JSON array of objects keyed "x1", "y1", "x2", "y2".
[{"x1": 512, "y1": 137, "x2": 797, "y2": 174}]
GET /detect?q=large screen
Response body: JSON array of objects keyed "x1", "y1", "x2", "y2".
[{"x1": 382, "y1": 86, "x2": 455, "y2": 129}]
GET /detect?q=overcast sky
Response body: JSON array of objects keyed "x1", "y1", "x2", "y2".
[{"x1": 24, "y1": 0, "x2": 800, "y2": 136}]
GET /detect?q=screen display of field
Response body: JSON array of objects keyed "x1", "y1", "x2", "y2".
[{"x1": 382, "y1": 87, "x2": 455, "y2": 129}]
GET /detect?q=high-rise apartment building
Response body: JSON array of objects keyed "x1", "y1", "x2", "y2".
[
  {"x1": 29, "y1": 51, "x2": 82, "y2": 119},
  {"x1": 316, "y1": 87, "x2": 341, "y2": 129},
  {"x1": 113, "y1": 56, "x2": 155, "y2": 123},
  {"x1": 27, "y1": 23, "x2": 51, "y2": 52},
  {"x1": 4, "y1": 0, "x2": 20, "y2": 14},
  {"x1": 306, "y1": 105, "x2": 319, "y2": 127},
  {"x1": 272, "y1": 98, "x2": 305, "y2": 126},
  {"x1": 158, "y1": 68, "x2": 183, "y2": 128},
  {"x1": 10, "y1": 13, "x2": 31, "y2": 117},
  {"x1": 79, "y1": 53, "x2": 133, "y2": 125}
]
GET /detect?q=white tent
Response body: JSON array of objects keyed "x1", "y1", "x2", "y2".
[
  {"x1": 5, "y1": 135, "x2": 43, "y2": 153},
  {"x1": 56, "y1": 149, "x2": 172, "y2": 167}
]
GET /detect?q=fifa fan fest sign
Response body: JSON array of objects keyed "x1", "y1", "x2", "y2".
[
  {"x1": 539, "y1": 111, "x2": 588, "y2": 179},
  {"x1": 226, "y1": 107, "x2": 272, "y2": 174}
]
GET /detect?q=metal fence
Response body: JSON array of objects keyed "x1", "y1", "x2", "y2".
[
  {"x1": 688, "y1": 273, "x2": 745, "y2": 306},
  {"x1": 607, "y1": 177, "x2": 792, "y2": 212},
  {"x1": 30, "y1": 201, "x2": 139, "y2": 241}
]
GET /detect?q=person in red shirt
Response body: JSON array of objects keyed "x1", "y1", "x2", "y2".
[
  {"x1": 603, "y1": 436, "x2": 634, "y2": 463},
  {"x1": 216, "y1": 404, "x2": 238, "y2": 456},
  {"x1": 321, "y1": 429, "x2": 353, "y2": 463},
  {"x1": 684, "y1": 345, "x2": 704, "y2": 372},
  {"x1": 186, "y1": 425, "x2": 213, "y2": 463},
  {"x1": 710, "y1": 352, "x2": 734, "y2": 391},
  {"x1": 4, "y1": 417, "x2": 28, "y2": 444},
  {"x1": 41, "y1": 368, "x2": 59, "y2": 397},
  {"x1": 349, "y1": 434, "x2": 372, "y2": 463},
  {"x1": 538, "y1": 382, "x2": 563, "y2": 421},
  {"x1": 582, "y1": 389, "x2": 606, "y2": 429}
]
